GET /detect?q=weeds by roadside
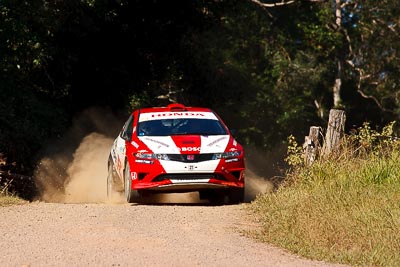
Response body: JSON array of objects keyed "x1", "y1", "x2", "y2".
[
  {"x1": 0, "y1": 181, "x2": 25, "y2": 206},
  {"x1": 248, "y1": 122, "x2": 400, "y2": 267},
  {"x1": 0, "y1": 177, "x2": 26, "y2": 206},
  {"x1": 0, "y1": 194, "x2": 26, "y2": 206},
  {"x1": 0, "y1": 154, "x2": 27, "y2": 206},
  {"x1": 0, "y1": 181, "x2": 28, "y2": 206}
]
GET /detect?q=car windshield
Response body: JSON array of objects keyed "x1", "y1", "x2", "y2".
[{"x1": 137, "y1": 118, "x2": 228, "y2": 136}]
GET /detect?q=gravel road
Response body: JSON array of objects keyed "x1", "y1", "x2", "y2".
[
  {"x1": 3, "y1": 131, "x2": 347, "y2": 266},
  {"x1": 0, "y1": 200, "x2": 346, "y2": 267}
]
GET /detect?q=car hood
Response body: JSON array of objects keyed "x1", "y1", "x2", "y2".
[{"x1": 137, "y1": 135, "x2": 231, "y2": 154}]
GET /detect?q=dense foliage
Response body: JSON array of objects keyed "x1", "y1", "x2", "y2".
[{"x1": 1, "y1": 0, "x2": 399, "y2": 180}]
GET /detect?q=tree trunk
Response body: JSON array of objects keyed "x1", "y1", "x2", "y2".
[
  {"x1": 323, "y1": 109, "x2": 346, "y2": 156},
  {"x1": 332, "y1": 0, "x2": 343, "y2": 108},
  {"x1": 304, "y1": 126, "x2": 321, "y2": 165},
  {"x1": 333, "y1": 60, "x2": 343, "y2": 108}
]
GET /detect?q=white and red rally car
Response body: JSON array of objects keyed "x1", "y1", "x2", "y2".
[{"x1": 107, "y1": 103, "x2": 245, "y2": 204}]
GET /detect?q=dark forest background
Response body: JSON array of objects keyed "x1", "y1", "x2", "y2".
[{"x1": 1, "y1": 0, "x2": 400, "y2": 190}]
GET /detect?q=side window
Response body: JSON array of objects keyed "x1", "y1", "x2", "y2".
[{"x1": 120, "y1": 114, "x2": 134, "y2": 141}]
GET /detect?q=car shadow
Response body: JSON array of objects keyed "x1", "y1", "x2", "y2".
[{"x1": 127, "y1": 192, "x2": 254, "y2": 207}]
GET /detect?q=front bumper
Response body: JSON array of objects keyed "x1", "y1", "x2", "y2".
[
  {"x1": 131, "y1": 172, "x2": 244, "y2": 191},
  {"x1": 141, "y1": 182, "x2": 230, "y2": 192},
  {"x1": 127, "y1": 156, "x2": 245, "y2": 192}
]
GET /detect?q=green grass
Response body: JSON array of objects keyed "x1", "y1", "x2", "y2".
[{"x1": 247, "y1": 135, "x2": 400, "y2": 266}]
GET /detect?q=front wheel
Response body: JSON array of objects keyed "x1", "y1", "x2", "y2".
[
  {"x1": 107, "y1": 160, "x2": 114, "y2": 199},
  {"x1": 124, "y1": 163, "x2": 140, "y2": 203},
  {"x1": 107, "y1": 157, "x2": 123, "y2": 199}
]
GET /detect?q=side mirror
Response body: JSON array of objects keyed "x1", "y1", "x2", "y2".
[{"x1": 120, "y1": 131, "x2": 132, "y2": 141}]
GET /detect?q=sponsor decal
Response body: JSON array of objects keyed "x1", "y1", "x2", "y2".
[
  {"x1": 131, "y1": 141, "x2": 139, "y2": 148},
  {"x1": 180, "y1": 147, "x2": 201, "y2": 152},
  {"x1": 150, "y1": 112, "x2": 205, "y2": 118},
  {"x1": 144, "y1": 137, "x2": 169, "y2": 147},
  {"x1": 131, "y1": 172, "x2": 138, "y2": 180},
  {"x1": 135, "y1": 159, "x2": 153, "y2": 164},
  {"x1": 207, "y1": 136, "x2": 228, "y2": 147},
  {"x1": 139, "y1": 112, "x2": 218, "y2": 122}
]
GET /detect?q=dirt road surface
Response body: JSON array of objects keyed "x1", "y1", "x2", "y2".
[
  {"x1": 2, "y1": 130, "x2": 346, "y2": 266},
  {"x1": 0, "y1": 200, "x2": 346, "y2": 267}
]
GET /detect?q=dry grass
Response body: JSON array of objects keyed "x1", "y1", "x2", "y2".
[
  {"x1": 0, "y1": 194, "x2": 26, "y2": 206},
  {"x1": 248, "y1": 124, "x2": 400, "y2": 266}
]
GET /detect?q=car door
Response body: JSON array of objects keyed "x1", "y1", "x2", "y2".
[{"x1": 114, "y1": 114, "x2": 134, "y2": 180}]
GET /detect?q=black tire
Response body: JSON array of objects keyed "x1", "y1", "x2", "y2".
[
  {"x1": 228, "y1": 187, "x2": 245, "y2": 204},
  {"x1": 124, "y1": 163, "x2": 140, "y2": 203},
  {"x1": 106, "y1": 160, "x2": 115, "y2": 199},
  {"x1": 107, "y1": 156, "x2": 123, "y2": 199}
]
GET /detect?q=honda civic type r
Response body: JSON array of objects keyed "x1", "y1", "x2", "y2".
[{"x1": 107, "y1": 103, "x2": 245, "y2": 204}]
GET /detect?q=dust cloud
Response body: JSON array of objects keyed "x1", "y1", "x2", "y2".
[
  {"x1": 63, "y1": 133, "x2": 113, "y2": 202},
  {"x1": 34, "y1": 107, "x2": 125, "y2": 203},
  {"x1": 243, "y1": 144, "x2": 287, "y2": 202},
  {"x1": 244, "y1": 168, "x2": 274, "y2": 202},
  {"x1": 138, "y1": 193, "x2": 207, "y2": 205},
  {"x1": 35, "y1": 133, "x2": 115, "y2": 203}
]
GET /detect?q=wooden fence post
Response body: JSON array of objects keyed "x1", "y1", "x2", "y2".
[
  {"x1": 304, "y1": 126, "x2": 321, "y2": 165},
  {"x1": 322, "y1": 109, "x2": 346, "y2": 156}
]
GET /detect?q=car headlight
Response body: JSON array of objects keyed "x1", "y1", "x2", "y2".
[
  {"x1": 134, "y1": 153, "x2": 170, "y2": 161},
  {"x1": 212, "y1": 151, "x2": 242, "y2": 160}
]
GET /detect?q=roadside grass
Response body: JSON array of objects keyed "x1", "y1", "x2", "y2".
[
  {"x1": 0, "y1": 193, "x2": 26, "y2": 206},
  {"x1": 247, "y1": 123, "x2": 400, "y2": 267},
  {"x1": 0, "y1": 182, "x2": 26, "y2": 206}
]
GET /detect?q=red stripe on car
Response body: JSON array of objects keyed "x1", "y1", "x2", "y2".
[{"x1": 171, "y1": 135, "x2": 201, "y2": 154}]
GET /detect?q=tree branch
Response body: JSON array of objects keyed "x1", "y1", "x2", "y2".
[{"x1": 346, "y1": 60, "x2": 393, "y2": 113}]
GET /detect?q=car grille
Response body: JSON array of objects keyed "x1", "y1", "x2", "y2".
[
  {"x1": 167, "y1": 154, "x2": 214, "y2": 163},
  {"x1": 152, "y1": 173, "x2": 227, "y2": 182}
]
